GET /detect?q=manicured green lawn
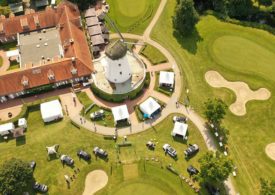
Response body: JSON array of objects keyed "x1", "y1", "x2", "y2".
[
  {"x1": 140, "y1": 44, "x2": 168, "y2": 65},
  {"x1": 76, "y1": 92, "x2": 93, "y2": 109},
  {"x1": 107, "y1": 0, "x2": 160, "y2": 34},
  {"x1": 8, "y1": 61, "x2": 20, "y2": 70},
  {"x1": 152, "y1": 1, "x2": 275, "y2": 194},
  {"x1": 85, "y1": 105, "x2": 115, "y2": 127},
  {"x1": 0, "y1": 108, "x2": 207, "y2": 194}
]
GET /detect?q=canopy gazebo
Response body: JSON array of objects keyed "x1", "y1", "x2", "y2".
[
  {"x1": 139, "y1": 97, "x2": 161, "y2": 118},
  {"x1": 171, "y1": 122, "x2": 188, "y2": 140},
  {"x1": 111, "y1": 105, "x2": 130, "y2": 125},
  {"x1": 159, "y1": 71, "x2": 175, "y2": 88}
]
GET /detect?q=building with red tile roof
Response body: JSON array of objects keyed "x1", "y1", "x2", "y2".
[{"x1": 0, "y1": 1, "x2": 93, "y2": 102}]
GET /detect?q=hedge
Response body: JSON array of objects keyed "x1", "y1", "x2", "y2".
[
  {"x1": 91, "y1": 73, "x2": 150, "y2": 103},
  {"x1": 0, "y1": 96, "x2": 59, "y2": 125}
]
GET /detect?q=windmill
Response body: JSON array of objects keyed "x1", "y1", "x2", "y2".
[{"x1": 105, "y1": 14, "x2": 145, "y2": 47}]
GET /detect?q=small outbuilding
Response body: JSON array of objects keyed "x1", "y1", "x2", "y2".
[
  {"x1": 0, "y1": 123, "x2": 15, "y2": 136},
  {"x1": 112, "y1": 105, "x2": 130, "y2": 125},
  {"x1": 159, "y1": 71, "x2": 175, "y2": 88},
  {"x1": 171, "y1": 122, "x2": 188, "y2": 140},
  {"x1": 18, "y1": 118, "x2": 27, "y2": 129},
  {"x1": 40, "y1": 100, "x2": 64, "y2": 123},
  {"x1": 139, "y1": 97, "x2": 161, "y2": 118}
]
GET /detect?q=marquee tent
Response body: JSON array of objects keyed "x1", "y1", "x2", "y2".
[
  {"x1": 0, "y1": 123, "x2": 15, "y2": 136},
  {"x1": 159, "y1": 71, "x2": 175, "y2": 88},
  {"x1": 40, "y1": 100, "x2": 63, "y2": 122},
  {"x1": 111, "y1": 105, "x2": 130, "y2": 124},
  {"x1": 46, "y1": 144, "x2": 59, "y2": 155},
  {"x1": 171, "y1": 122, "x2": 188, "y2": 140},
  {"x1": 139, "y1": 97, "x2": 161, "y2": 118}
]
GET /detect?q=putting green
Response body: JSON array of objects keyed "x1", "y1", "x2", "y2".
[
  {"x1": 211, "y1": 35, "x2": 275, "y2": 81},
  {"x1": 107, "y1": 0, "x2": 160, "y2": 34},
  {"x1": 116, "y1": 0, "x2": 146, "y2": 18},
  {"x1": 113, "y1": 182, "x2": 168, "y2": 195}
]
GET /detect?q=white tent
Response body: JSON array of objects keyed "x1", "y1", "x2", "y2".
[
  {"x1": 139, "y1": 97, "x2": 161, "y2": 117},
  {"x1": 40, "y1": 100, "x2": 63, "y2": 122},
  {"x1": 46, "y1": 144, "x2": 59, "y2": 155},
  {"x1": 159, "y1": 71, "x2": 175, "y2": 88},
  {"x1": 6, "y1": 49, "x2": 19, "y2": 58},
  {"x1": 171, "y1": 122, "x2": 188, "y2": 140},
  {"x1": 18, "y1": 118, "x2": 27, "y2": 128},
  {"x1": 111, "y1": 105, "x2": 130, "y2": 123},
  {"x1": 0, "y1": 123, "x2": 15, "y2": 136}
]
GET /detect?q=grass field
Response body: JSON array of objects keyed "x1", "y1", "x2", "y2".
[
  {"x1": 0, "y1": 107, "x2": 208, "y2": 194},
  {"x1": 151, "y1": 1, "x2": 275, "y2": 194},
  {"x1": 107, "y1": 0, "x2": 160, "y2": 34},
  {"x1": 140, "y1": 44, "x2": 168, "y2": 65},
  {"x1": 7, "y1": 61, "x2": 20, "y2": 70}
]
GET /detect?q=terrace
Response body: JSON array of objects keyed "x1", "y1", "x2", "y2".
[{"x1": 18, "y1": 27, "x2": 63, "y2": 69}]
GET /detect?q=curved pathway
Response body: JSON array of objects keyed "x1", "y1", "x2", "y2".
[{"x1": 62, "y1": 0, "x2": 236, "y2": 194}]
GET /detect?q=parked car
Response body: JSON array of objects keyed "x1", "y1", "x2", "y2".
[
  {"x1": 146, "y1": 141, "x2": 156, "y2": 150},
  {"x1": 184, "y1": 144, "x2": 199, "y2": 157},
  {"x1": 60, "y1": 155, "x2": 74, "y2": 166},
  {"x1": 90, "y1": 110, "x2": 104, "y2": 120},
  {"x1": 33, "y1": 182, "x2": 48, "y2": 193},
  {"x1": 187, "y1": 165, "x2": 199, "y2": 175},
  {"x1": 163, "y1": 144, "x2": 177, "y2": 158},
  {"x1": 77, "y1": 150, "x2": 91, "y2": 161},
  {"x1": 29, "y1": 161, "x2": 36, "y2": 171},
  {"x1": 173, "y1": 116, "x2": 187, "y2": 123},
  {"x1": 93, "y1": 147, "x2": 108, "y2": 158}
]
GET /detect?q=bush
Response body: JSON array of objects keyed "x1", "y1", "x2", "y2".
[
  {"x1": 91, "y1": 75, "x2": 148, "y2": 102},
  {"x1": 0, "y1": 96, "x2": 59, "y2": 125},
  {"x1": 134, "y1": 106, "x2": 144, "y2": 122}
]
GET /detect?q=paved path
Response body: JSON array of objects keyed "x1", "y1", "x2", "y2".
[
  {"x1": 65, "y1": 0, "x2": 236, "y2": 193},
  {"x1": 0, "y1": 50, "x2": 10, "y2": 72}
]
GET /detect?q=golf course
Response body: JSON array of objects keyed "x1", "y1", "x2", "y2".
[
  {"x1": 152, "y1": 0, "x2": 275, "y2": 194},
  {"x1": 0, "y1": 108, "x2": 207, "y2": 194},
  {"x1": 107, "y1": 0, "x2": 160, "y2": 34}
]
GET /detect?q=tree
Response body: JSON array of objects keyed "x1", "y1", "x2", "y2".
[
  {"x1": 0, "y1": 158, "x2": 33, "y2": 195},
  {"x1": 260, "y1": 178, "x2": 275, "y2": 195},
  {"x1": 227, "y1": 0, "x2": 253, "y2": 18},
  {"x1": 258, "y1": 0, "x2": 273, "y2": 7},
  {"x1": 199, "y1": 151, "x2": 234, "y2": 184},
  {"x1": 0, "y1": 6, "x2": 11, "y2": 16},
  {"x1": 212, "y1": 0, "x2": 228, "y2": 16},
  {"x1": 173, "y1": 0, "x2": 199, "y2": 36},
  {"x1": 70, "y1": 0, "x2": 97, "y2": 11},
  {"x1": 204, "y1": 98, "x2": 227, "y2": 126}
]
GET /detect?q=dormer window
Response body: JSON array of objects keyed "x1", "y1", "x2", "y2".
[
  {"x1": 71, "y1": 67, "x2": 77, "y2": 75},
  {"x1": 0, "y1": 23, "x2": 4, "y2": 34},
  {"x1": 21, "y1": 76, "x2": 29, "y2": 87},
  {"x1": 33, "y1": 15, "x2": 40, "y2": 27},
  {"x1": 20, "y1": 18, "x2": 29, "y2": 30},
  {"x1": 47, "y1": 69, "x2": 55, "y2": 80}
]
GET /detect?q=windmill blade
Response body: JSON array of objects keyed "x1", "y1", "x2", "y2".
[
  {"x1": 123, "y1": 41, "x2": 145, "y2": 46},
  {"x1": 105, "y1": 14, "x2": 125, "y2": 42}
]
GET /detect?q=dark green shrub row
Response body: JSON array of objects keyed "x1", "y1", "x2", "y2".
[
  {"x1": 0, "y1": 96, "x2": 59, "y2": 125},
  {"x1": 91, "y1": 73, "x2": 150, "y2": 103}
]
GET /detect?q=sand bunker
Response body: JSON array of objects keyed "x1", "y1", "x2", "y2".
[
  {"x1": 265, "y1": 143, "x2": 275, "y2": 161},
  {"x1": 205, "y1": 71, "x2": 271, "y2": 116},
  {"x1": 82, "y1": 170, "x2": 108, "y2": 195}
]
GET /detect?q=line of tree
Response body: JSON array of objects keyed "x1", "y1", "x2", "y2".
[
  {"x1": 204, "y1": 98, "x2": 229, "y2": 144},
  {"x1": 198, "y1": 151, "x2": 234, "y2": 185},
  {"x1": 173, "y1": 0, "x2": 199, "y2": 36},
  {"x1": 0, "y1": 158, "x2": 34, "y2": 194}
]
